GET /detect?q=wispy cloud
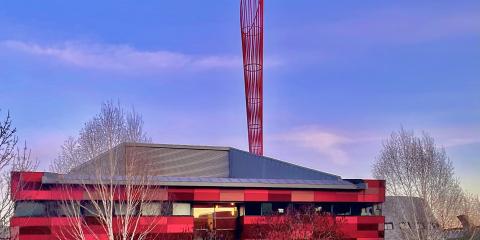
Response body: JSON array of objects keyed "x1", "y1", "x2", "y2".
[
  {"x1": 1, "y1": 40, "x2": 246, "y2": 73},
  {"x1": 272, "y1": 127, "x2": 353, "y2": 165}
]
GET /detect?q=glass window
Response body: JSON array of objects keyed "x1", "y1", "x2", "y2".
[
  {"x1": 315, "y1": 203, "x2": 332, "y2": 213},
  {"x1": 15, "y1": 202, "x2": 47, "y2": 217},
  {"x1": 373, "y1": 204, "x2": 382, "y2": 216},
  {"x1": 82, "y1": 202, "x2": 107, "y2": 217},
  {"x1": 141, "y1": 202, "x2": 162, "y2": 216},
  {"x1": 333, "y1": 204, "x2": 351, "y2": 216},
  {"x1": 114, "y1": 203, "x2": 138, "y2": 216},
  {"x1": 239, "y1": 206, "x2": 245, "y2": 216},
  {"x1": 272, "y1": 203, "x2": 290, "y2": 214},
  {"x1": 385, "y1": 222, "x2": 394, "y2": 230},
  {"x1": 47, "y1": 201, "x2": 80, "y2": 217},
  {"x1": 261, "y1": 203, "x2": 273, "y2": 216},
  {"x1": 214, "y1": 203, "x2": 237, "y2": 218},
  {"x1": 245, "y1": 203, "x2": 261, "y2": 215},
  {"x1": 173, "y1": 203, "x2": 191, "y2": 216}
]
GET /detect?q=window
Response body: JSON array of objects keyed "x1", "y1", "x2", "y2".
[
  {"x1": 373, "y1": 204, "x2": 382, "y2": 215},
  {"x1": 333, "y1": 204, "x2": 351, "y2": 216},
  {"x1": 114, "y1": 203, "x2": 138, "y2": 216},
  {"x1": 351, "y1": 203, "x2": 372, "y2": 216},
  {"x1": 48, "y1": 202, "x2": 79, "y2": 217},
  {"x1": 385, "y1": 222, "x2": 394, "y2": 230},
  {"x1": 141, "y1": 202, "x2": 163, "y2": 216},
  {"x1": 15, "y1": 202, "x2": 46, "y2": 217},
  {"x1": 261, "y1": 203, "x2": 273, "y2": 215},
  {"x1": 315, "y1": 203, "x2": 332, "y2": 213},
  {"x1": 245, "y1": 203, "x2": 261, "y2": 215},
  {"x1": 239, "y1": 206, "x2": 245, "y2": 216},
  {"x1": 173, "y1": 203, "x2": 191, "y2": 216},
  {"x1": 82, "y1": 202, "x2": 107, "y2": 217}
]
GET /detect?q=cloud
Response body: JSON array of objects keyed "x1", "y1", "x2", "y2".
[
  {"x1": 272, "y1": 127, "x2": 353, "y2": 165},
  {"x1": 0, "y1": 40, "x2": 244, "y2": 73}
]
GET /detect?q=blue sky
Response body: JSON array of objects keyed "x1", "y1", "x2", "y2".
[{"x1": 0, "y1": 1, "x2": 479, "y2": 194}]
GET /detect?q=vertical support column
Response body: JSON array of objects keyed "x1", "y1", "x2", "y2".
[{"x1": 240, "y1": 0, "x2": 264, "y2": 156}]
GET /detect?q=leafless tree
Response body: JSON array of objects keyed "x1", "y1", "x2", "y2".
[
  {"x1": 373, "y1": 128, "x2": 464, "y2": 240},
  {"x1": 0, "y1": 110, "x2": 38, "y2": 238},
  {"x1": 56, "y1": 144, "x2": 174, "y2": 240},
  {"x1": 0, "y1": 111, "x2": 17, "y2": 170},
  {"x1": 50, "y1": 101, "x2": 151, "y2": 174},
  {"x1": 50, "y1": 102, "x2": 174, "y2": 240}
]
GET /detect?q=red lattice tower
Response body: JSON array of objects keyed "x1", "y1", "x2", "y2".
[{"x1": 240, "y1": 0, "x2": 264, "y2": 156}]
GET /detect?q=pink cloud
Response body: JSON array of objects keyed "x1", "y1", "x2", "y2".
[{"x1": 0, "y1": 40, "x2": 245, "y2": 73}]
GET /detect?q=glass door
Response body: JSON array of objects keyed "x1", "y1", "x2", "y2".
[{"x1": 193, "y1": 203, "x2": 238, "y2": 239}]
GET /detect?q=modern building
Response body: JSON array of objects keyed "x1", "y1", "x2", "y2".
[
  {"x1": 11, "y1": 143, "x2": 385, "y2": 240},
  {"x1": 383, "y1": 196, "x2": 441, "y2": 239}
]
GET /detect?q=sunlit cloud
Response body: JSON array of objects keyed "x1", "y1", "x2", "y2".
[
  {"x1": 1, "y1": 40, "x2": 246, "y2": 73},
  {"x1": 272, "y1": 127, "x2": 353, "y2": 165}
]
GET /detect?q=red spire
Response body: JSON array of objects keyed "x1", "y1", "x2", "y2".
[{"x1": 240, "y1": 0, "x2": 264, "y2": 156}]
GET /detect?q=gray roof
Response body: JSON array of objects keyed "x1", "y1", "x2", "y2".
[
  {"x1": 43, "y1": 173, "x2": 360, "y2": 189},
  {"x1": 64, "y1": 142, "x2": 360, "y2": 190}
]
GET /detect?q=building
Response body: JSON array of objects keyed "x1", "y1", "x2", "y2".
[
  {"x1": 384, "y1": 196, "x2": 480, "y2": 240},
  {"x1": 10, "y1": 143, "x2": 385, "y2": 239},
  {"x1": 383, "y1": 196, "x2": 442, "y2": 239}
]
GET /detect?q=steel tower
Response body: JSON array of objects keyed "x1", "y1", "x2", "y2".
[{"x1": 240, "y1": 0, "x2": 264, "y2": 156}]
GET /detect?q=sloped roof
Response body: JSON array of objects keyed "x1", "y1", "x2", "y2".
[{"x1": 66, "y1": 142, "x2": 357, "y2": 189}]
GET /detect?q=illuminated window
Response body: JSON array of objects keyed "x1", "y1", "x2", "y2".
[
  {"x1": 173, "y1": 203, "x2": 191, "y2": 216},
  {"x1": 385, "y1": 222, "x2": 394, "y2": 230}
]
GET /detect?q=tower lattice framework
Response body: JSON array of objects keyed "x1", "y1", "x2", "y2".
[{"x1": 240, "y1": 0, "x2": 264, "y2": 156}]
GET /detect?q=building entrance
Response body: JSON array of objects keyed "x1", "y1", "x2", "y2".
[{"x1": 193, "y1": 203, "x2": 238, "y2": 239}]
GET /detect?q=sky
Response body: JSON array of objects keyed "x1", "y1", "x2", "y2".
[{"x1": 0, "y1": 1, "x2": 479, "y2": 194}]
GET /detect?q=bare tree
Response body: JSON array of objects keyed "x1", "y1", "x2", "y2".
[
  {"x1": 50, "y1": 101, "x2": 151, "y2": 173},
  {"x1": 56, "y1": 146, "x2": 173, "y2": 240},
  {"x1": 51, "y1": 103, "x2": 173, "y2": 240},
  {"x1": 249, "y1": 205, "x2": 345, "y2": 240},
  {"x1": 0, "y1": 111, "x2": 17, "y2": 170},
  {"x1": 373, "y1": 128, "x2": 464, "y2": 240},
  {"x1": 0, "y1": 110, "x2": 38, "y2": 238}
]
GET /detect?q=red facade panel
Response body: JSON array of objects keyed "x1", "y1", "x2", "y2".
[
  {"x1": 268, "y1": 190, "x2": 291, "y2": 202},
  {"x1": 220, "y1": 189, "x2": 245, "y2": 201},
  {"x1": 291, "y1": 190, "x2": 315, "y2": 202},
  {"x1": 244, "y1": 189, "x2": 269, "y2": 201},
  {"x1": 194, "y1": 189, "x2": 220, "y2": 201}
]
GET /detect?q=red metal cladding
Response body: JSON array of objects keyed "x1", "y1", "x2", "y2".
[
  {"x1": 11, "y1": 173, "x2": 385, "y2": 240},
  {"x1": 240, "y1": 0, "x2": 264, "y2": 156}
]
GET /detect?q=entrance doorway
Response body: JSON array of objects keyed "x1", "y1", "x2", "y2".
[{"x1": 192, "y1": 203, "x2": 238, "y2": 239}]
